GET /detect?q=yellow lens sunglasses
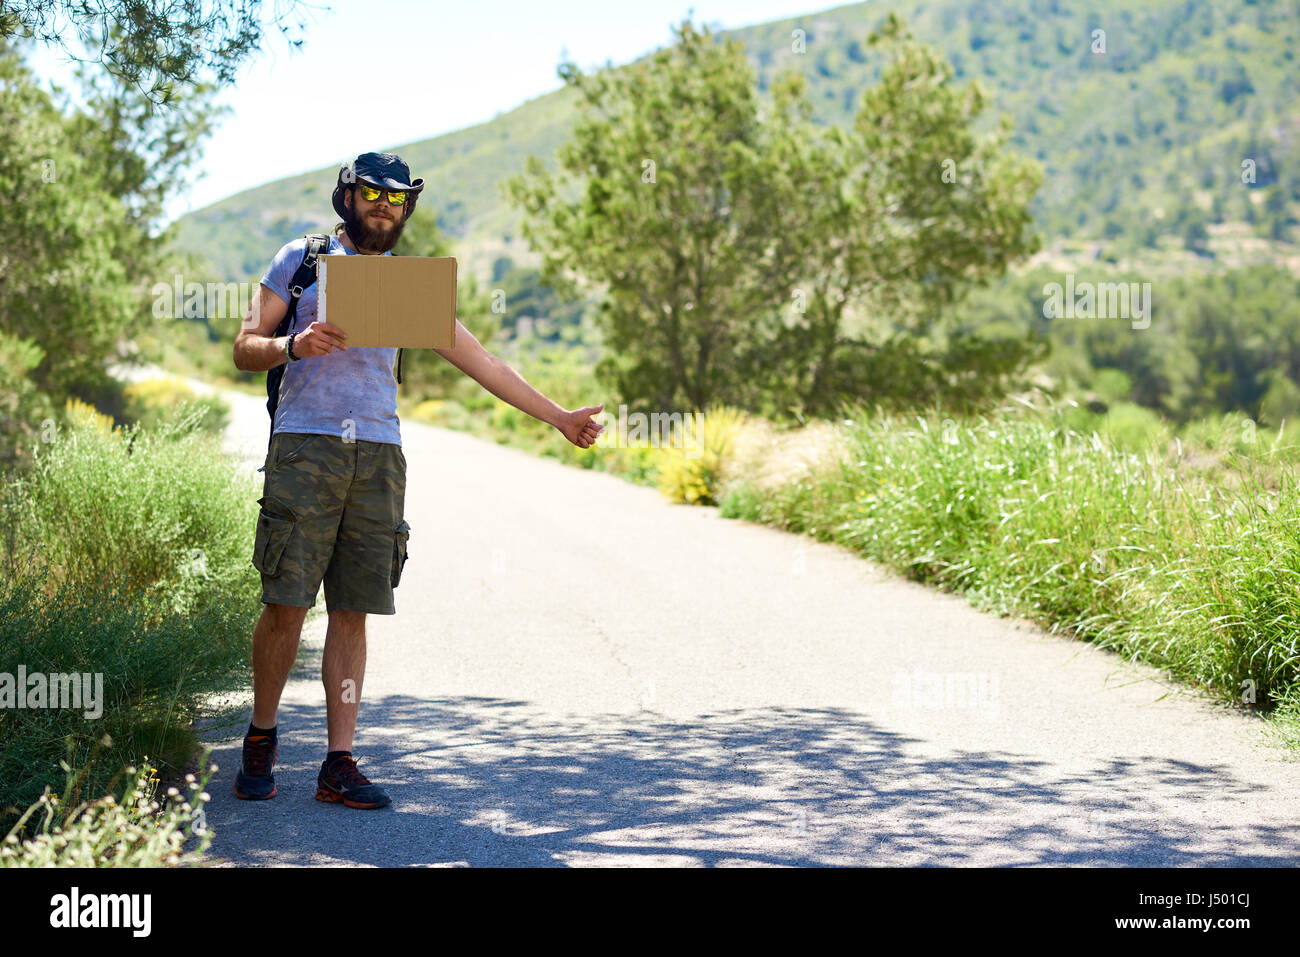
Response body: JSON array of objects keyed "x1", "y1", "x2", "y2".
[{"x1": 356, "y1": 183, "x2": 408, "y2": 206}]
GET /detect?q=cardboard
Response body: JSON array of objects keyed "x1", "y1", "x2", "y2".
[{"x1": 317, "y1": 255, "x2": 457, "y2": 348}]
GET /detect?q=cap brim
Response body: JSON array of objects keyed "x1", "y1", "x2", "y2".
[{"x1": 356, "y1": 174, "x2": 425, "y2": 193}]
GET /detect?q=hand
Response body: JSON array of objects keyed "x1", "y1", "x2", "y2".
[
  {"x1": 558, "y1": 404, "x2": 605, "y2": 449},
  {"x1": 293, "y1": 321, "x2": 348, "y2": 357}
]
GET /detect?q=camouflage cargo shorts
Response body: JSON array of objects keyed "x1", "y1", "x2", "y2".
[{"x1": 251, "y1": 431, "x2": 410, "y2": 615}]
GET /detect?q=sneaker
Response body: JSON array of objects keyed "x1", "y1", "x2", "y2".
[
  {"x1": 233, "y1": 734, "x2": 278, "y2": 800},
  {"x1": 315, "y1": 754, "x2": 391, "y2": 809}
]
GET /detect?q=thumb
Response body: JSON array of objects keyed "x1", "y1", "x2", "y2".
[{"x1": 578, "y1": 404, "x2": 604, "y2": 419}]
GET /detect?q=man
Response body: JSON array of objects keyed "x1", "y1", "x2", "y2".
[{"x1": 231, "y1": 151, "x2": 604, "y2": 809}]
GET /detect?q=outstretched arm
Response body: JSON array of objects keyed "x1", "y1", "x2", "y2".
[{"x1": 434, "y1": 320, "x2": 605, "y2": 449}]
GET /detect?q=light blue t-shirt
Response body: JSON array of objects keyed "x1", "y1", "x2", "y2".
[{"x1": 261, "y1": 235, "x2": 402, "y2": 446}]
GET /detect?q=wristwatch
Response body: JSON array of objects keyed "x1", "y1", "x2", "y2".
[{"x1": 286, "y1": 332, "x2": 301, "y2": 362}]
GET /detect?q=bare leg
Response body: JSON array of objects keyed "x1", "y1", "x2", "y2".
[
  {"x1": 322, "y1": 608, "x2": 367, "y2": 752},
  {"x1": 251, "y1": 603, "x2": 310, "y2": 728}
]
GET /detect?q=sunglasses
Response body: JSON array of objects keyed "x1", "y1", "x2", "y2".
[{"x1": 356, "y1": 183, "x2": 408, "y2": 206}]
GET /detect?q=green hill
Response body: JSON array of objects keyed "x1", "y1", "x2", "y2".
[{"x1": 171, "y1": 0, "x2": 1300, "y2": 282}]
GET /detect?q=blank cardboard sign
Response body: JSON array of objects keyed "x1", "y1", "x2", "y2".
[{"x1": 317, "y1": 255, "x2": 457, "y2": 348}]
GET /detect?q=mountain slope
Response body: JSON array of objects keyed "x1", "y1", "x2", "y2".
[{"x1": 171, "y1": 0, "x2": 1300, "y2": 283}]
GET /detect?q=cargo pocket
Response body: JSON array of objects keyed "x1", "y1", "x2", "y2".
[
  {"x1": 390, "y1": 520, "x2": 411, "y2": 588},
  {"x1": 252, "y1": 499, "x2": 295, "y2": 577}
]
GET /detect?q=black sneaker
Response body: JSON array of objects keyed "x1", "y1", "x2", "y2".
[
  {"x1": 315, "y1": 754, "x2": 391, "y2": 809},
  {"x1": 233, "y1": 734, "x2": 278, "y2": 800}
]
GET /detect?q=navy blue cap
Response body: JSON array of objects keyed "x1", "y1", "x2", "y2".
[{"x1": 333, "y1": 152, "x2": 425, "y2": 218}]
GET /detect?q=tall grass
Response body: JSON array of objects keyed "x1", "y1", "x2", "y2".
[
  {"x1": 720, "y1": 397, "x2": 1300, "y2": 712},
  {"x1": 2, "y1": 399, "x2": 256, "y2": 615},
  {"x1": 0, "y1": 401, "x2": 261, "y2": 828}
]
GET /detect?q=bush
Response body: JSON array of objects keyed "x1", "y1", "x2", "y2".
[
  {"x1": 0, "y1": 570, "x2": 254, "y2": 821},
  {"x1": 653, "y1": 405, "x2": 749, "y2": 506},
  {"x1": 0, "y1": 331, "x2": 56, "y2": 473},
  {"x1": 718, "y1": 477, "x2": 763, "y2": 520},
  {"x1": 1098, "y1": 401, "x2": 1173, "y2": 452},
  {"x1": 0, "y1": 405, "x2": 261, "y2": 826},
  {"x1": 122, "y1": 376, "x2": 230, "y2": 436},
  {"x1": 597, "y1": 440, "x2": 661, "y2": 486},
  {"x1": 2, "y1": 748, "x2": 214, "y2": 867},
  {"x1": 2, "y1": 400, "x2": 256, "y2": 613},
  {"x1": 1176, "y1": 413, "x2": 1300, "y2": 464}
]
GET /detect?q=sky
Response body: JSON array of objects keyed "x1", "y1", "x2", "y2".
[{"x1": 25, "y1": 0, "x2": 841, "y2": 224}]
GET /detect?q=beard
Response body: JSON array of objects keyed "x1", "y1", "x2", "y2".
[{"x1": 343, "y1": 201, "x2": 407, "y2": 253}]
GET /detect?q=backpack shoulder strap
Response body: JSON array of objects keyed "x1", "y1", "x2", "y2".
[
  {"x1": 275, "y1": 233, "x2": 331, "y2": 336},
  {"x1": 266, "y1": 234, "x2": 333, "y2": 450},
  {"x1": 391, "y1": 247, "x2": 404, "y2": 386}
]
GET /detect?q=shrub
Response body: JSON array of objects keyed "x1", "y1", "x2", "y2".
[
  {"x1": 2, "y1": 402, "x2": 256, "y2": 612},
  {"x1": 2, "y1": 747, "x2": 215, "y2": 867},
  {"x1": 122, "y1": 376, "x2": 230, "y2": 435},
  {"x1": 0, "y1": 405, "x2": 261, "y2": 825},
  {"x1": 653, "y1": 405, "x2": 749, "y2": 505},
  {"x1": 1098, "y1": 400, "x2": 1173, "y2": 452},
  {"x1": 0, "y1": 331, "x2": 56, "y2": 473}
]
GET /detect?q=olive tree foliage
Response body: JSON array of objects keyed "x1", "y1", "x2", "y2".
[
  {"x1": 0, "y1": 36, "x2": 223, "y2": 463},
  {"x1": 509, "y1": 20, "x2": 799, "y2": 414},
  {"x1": 0, "y1": 0, "x2": 307, "y2": 102},
  {"x1": 1, "y1": 3, "x2": 300, "y2": 469},
  {"x1": 509, "y1": 15, "x2": 1043, "y2": 420},
  {"x1": 0, "y1": 46, "x2": 138, "y2": 400},
  {"x1": 757, "y1": 14, "x2": 1044, "y2": 418}
]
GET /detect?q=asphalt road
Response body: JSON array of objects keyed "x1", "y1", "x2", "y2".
[{"x1": 188, "y1": 377, "x2": 1300, "y2": 867}]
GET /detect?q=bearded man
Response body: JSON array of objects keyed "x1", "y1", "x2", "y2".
[{"x1": 231, "y1": 151, "x2": 604, "y2": 809}]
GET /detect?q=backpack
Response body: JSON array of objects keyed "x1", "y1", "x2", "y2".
[{"x1": 265, "y1": 233, "x2": 404, "y2": 448}]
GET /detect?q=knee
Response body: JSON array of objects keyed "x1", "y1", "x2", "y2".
[
  {"x1": 327, "y1": 608, "x2": 367, "y2": 636},
  {"x1": 264, "y1": 602, "x2": 309, "y2": 634}
]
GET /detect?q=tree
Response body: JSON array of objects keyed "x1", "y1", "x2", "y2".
[
  {"x1": 1, "y1": 9, "x2": 291, "y2": 467},
  {"x1": 0, "y1": 40, "x2": 226, "y2": 432},
  {"x1": 493, "y1": 265, "x2": 587, "y2": 341},
  {"x1": 508, "y1": 19, "x2": 803, "y2": 413},
  {"x1": 0, "y1": 0, "x2": 307, "y2": 103},
  {"x1": 509, "y1": 15, "x2": 1041, "y2": 420},
  {"x1": 771, "y1": 14, "x2": 1042, "y2": 418},
  {"x1": 1182, "y1": 212, "x2": 1211, "y2": 254},
  {"x1": 62, "y1": 56, "x2": 227, "y2": 343},
  {"x1": 0, "y1": 45, "x2": 138, "y2": 404}
]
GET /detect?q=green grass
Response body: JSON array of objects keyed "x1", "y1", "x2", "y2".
[
  {"x1": 0, "y1": 402, "x2": 262, "y2": 831},
  {"x1": 718, "y1": 397, "x2": 1300, "y2": 726}
]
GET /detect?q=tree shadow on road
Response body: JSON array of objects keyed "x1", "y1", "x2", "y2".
[{"x1": 198, "y1": 695, "x2": 1299, "y2": 867}]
